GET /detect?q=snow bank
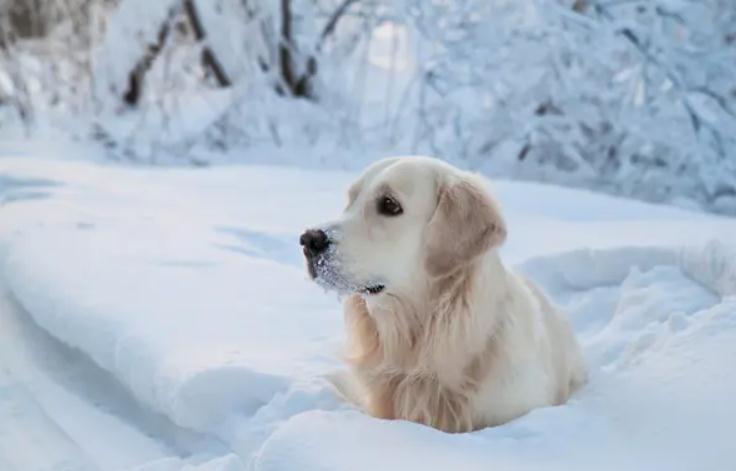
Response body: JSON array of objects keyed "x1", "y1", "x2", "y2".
[
  {"x1": 0, "y1": 159, "x2": 353, "y2": 433},
  {"x1": 1, "y1": 158, "x2": 736, "y2": 470},
  {"x1": 254, "y1": 245, "x2": 736, "y2": 471}
]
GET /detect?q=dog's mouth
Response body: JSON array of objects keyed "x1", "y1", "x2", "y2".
[
  {"x1": 306, "y1": 255, "x2": 385, "y2": 296},
  {"x1": 361, "y1": 283, "x2": 385, "y2": 295}
]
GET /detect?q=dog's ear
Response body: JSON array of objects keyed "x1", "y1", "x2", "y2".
[{"x1": 425, "y1": 176, "x2": 506, "y2": 275}]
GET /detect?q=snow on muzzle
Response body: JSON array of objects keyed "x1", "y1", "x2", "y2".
[{"x1": 299, "y1": 227, "x2": 384, "y2": 295}]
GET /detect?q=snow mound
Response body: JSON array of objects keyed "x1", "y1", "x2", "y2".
[
  {"x1": 681, "y1": 240, "x2": 736, "y2": 298},
  {"x1": 0, "y1": 159, "x2": 353, "y2": 436},
  {"x1": 3, "y1": 224, "x2": 336, "y2": 431},
  {"x1": 254, "y1": 246, "x2": 736, "y2": 471},
  {"x1": 1, "y1": 158, "x2": 735, "y2": 470}
]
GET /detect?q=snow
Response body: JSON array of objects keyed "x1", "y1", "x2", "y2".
[{"x1": 1, "y1": 156, "x2": 736, "y2": 470}]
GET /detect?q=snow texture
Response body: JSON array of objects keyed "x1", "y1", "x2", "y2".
[{"x1": 1, "y1": 156, "x2": 735, "y2": 470}]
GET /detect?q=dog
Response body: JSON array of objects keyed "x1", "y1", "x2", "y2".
[{"x1": 300, "y1": 156, "x2": 585, "y2": 432}]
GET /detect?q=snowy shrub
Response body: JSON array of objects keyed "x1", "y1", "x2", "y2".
[
  {"x1": 0, "y1": 0, "x2": 735, "y2": 214},
  {"x1": 400, "y1": 0, "x2": 736, "y2": 213}
]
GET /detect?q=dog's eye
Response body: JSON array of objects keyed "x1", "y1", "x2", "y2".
[{"x1": 377, "y1": 196, "x2": 403, "y2": 216}]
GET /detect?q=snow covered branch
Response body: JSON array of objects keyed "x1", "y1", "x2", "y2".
[{"x1": 0, "y1": 0, "x2": 734, "y2": 214}]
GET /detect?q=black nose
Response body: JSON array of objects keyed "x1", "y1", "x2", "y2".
[{"x1": 300, "y1": 229, "x2": 330, "y2": 256}]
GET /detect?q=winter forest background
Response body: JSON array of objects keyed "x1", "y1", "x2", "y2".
[
  {"x1": 1, "y1": 0, "x2": 735, "y2": 215},
  {"x1": 2, "y1": 3, "x2": 736, "y2": 469}
]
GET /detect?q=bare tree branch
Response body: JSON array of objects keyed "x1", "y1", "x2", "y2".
[
  {"x1": 317, "y1": 0, "x2": 359, "y2": 51},
  {"x1": 183, "y1": 0, "x2": 231, "y2": 87},
  {"x1": 278, "y1": 0, "x2": 316, "y2": 98},
  {"x1": 123, "y1": 9, "x2": 173, "y2": 107}
]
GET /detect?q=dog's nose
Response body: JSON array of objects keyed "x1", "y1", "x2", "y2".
[{"x1": 300, "y1": 229, "x2": 330, "y2": 256}]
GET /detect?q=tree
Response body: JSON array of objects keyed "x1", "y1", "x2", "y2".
[
  {"x1": 122, "y1": 0, "x2": 232, "y2": 107},
  {"x1": 401, "y1": 0, "x2": 736, "y2": 212}
]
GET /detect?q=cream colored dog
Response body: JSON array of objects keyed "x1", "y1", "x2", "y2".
[{"x1": 300, "y1": 156, "x2": 585, "y2": 433}]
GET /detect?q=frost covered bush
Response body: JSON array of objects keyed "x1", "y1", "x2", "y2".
[
  {"x1": 86, "y1": 0, "x2": 387, "y2": 161},
  {"x1": 0, "y1": 0, "x2": 102, "y2": 136},
  {"x1": 1, "y1": 0, "x2": 735, "y2": 214},
  {"x1": 403, "y1": 0, "x2": 736, "y2": 213}
]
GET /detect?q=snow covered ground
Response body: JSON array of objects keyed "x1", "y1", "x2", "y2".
[{"x1": 1, "y1": 156, "x2": 735, "y2": 470}]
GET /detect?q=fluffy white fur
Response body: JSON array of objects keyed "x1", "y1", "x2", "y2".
[{"x1": 304, "y1": 156, "x2": 585, "y2": 432}]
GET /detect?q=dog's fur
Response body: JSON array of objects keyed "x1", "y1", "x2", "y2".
[{"x1": 303, "y1": 157, "x2": 585, "y2": 432}]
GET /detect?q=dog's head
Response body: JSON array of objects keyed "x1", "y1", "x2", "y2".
[{"x1": 300, "y1": 157, "x2": 506, "y2": 298}]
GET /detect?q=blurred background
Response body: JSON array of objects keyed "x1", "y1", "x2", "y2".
[{"x1": 1, "y1": 0, "x2": 735, "y2": 214}]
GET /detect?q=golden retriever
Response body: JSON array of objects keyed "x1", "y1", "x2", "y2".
[{"x1": 300, "y1": 156, "x2": 585, "y2": 432}]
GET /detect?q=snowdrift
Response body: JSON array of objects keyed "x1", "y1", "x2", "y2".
[{"x1": 1, "y1": 158, "x2": 735, "y2": 470}]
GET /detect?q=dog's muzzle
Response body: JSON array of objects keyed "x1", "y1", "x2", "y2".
[{"x1": 299, "y1": 228, "x2": 385, "y2": 295}]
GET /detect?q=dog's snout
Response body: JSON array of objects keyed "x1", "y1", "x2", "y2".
[{"x1": 300, "y1": 229, "x2": 330, "y2": 256}]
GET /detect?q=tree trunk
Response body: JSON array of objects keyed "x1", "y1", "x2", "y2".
[
  {"x1": 278, "y1": 0, "x2": 316, "y2": 99},
  {"x1": 182, "y1": 0, "x2": 231, "y2": 87},
  {"x1": 122, "y1": 9, "x2": 173, "y2": 107},
  {"x1": 123, "y1": 0, "x2": 232, "y2": 107},
  {"x1": 276, "y1": 0, "x2": 356, "y2": 99}
]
